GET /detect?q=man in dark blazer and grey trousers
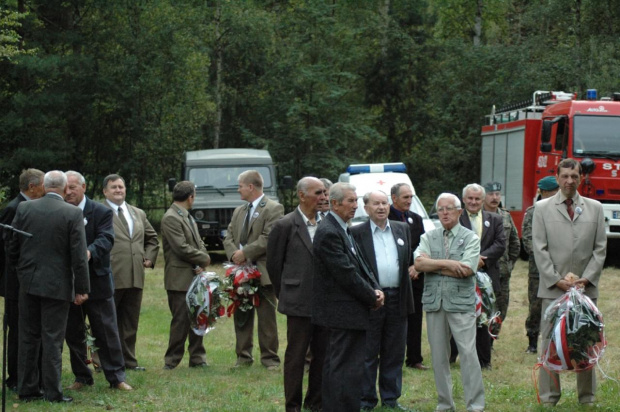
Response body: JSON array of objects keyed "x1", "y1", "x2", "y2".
[
  {"x1": 452, "y1": 183, "x2": 505, "y2": 369},
  {"x1": 312, "y1": 182, "x2": 384, "y2": 412},
  {"x1": 63, "y1": 171, "x2": 131, "y2": 391},
  {"x1": 267, "y1": 177, "x2": 328, "y2": 412},
  {"x1": 352, "y1": 191, "x2": 414, "y2": 410},
  {"x1": 9, "y1": 171, "x2": 90, "y2": 403}
]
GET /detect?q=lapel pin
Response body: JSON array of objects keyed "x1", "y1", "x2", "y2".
[
  {"x1": 407, "y1": 217, "x2": 413, "y2": 224},
  {"x1": 84, "y1": 217, "x2": 88, "y2": 226},
  {"x1": 457, "y1": 239, "x2": 464, "y2": 246},
  {"x1": 397, "y1": 238, "x2": 404, "y2": 246},
  {"x1": 252, "y1": 212, "x2": 260, "y2": 219},
  {"x1": 484, "y1": 221, "x2": 490, "y2": 228},
  {"x1": 575, "y1": 206, "x2": 583, "y2": 215}
]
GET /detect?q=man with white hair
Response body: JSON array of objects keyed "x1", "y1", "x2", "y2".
[{"x1": 414, "y1": 193, "x2": 484, "y2": 412}]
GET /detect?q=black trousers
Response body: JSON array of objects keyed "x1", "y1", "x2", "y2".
[{"x1": 405, "y1": 285, "x2": 424, "y2": 365}]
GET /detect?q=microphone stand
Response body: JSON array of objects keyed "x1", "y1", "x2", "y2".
[{"x1": 1, "y1": 223, "x2": 32, "y2": 412}]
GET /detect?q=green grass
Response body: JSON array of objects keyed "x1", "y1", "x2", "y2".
[{"x1": 3, "y1": 254, "x2": 620, "y2": 411}]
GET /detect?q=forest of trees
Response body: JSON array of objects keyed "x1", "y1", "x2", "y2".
[{"x1": 2, "y1": 0, "x2": 620, "y2": 210}]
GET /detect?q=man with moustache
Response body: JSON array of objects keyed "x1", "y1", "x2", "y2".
[
  {"x1": 352, "y1": 191, "x2": 413, "y2": 410},
  {"x1": 102, "y1": 174, "x2": 159, "y2": 371},
  {"x1": 451, "y1": 183, "x2": 505, "y2": 370},
  {"x1": 522, "y1": 176, "x2": 559, "y2": 354},
  {"x1": 162, "y1": 181, "x2": 211, "y2": 369},
  {"x1": 64, "y1": 171, "x2": 131, "y2": 391},
  {"x1": 482, "y1": 182, "x2": 519, "y2": 322},
  {"x1": 388, "y1": 182, "x2": 428, "y2": 371},
  {"x1": 9, "y1": 171, "x2": 89, "y2": 403},
  {"x1": 267, "y1": 177, "x2": 328, "y2": 412},
  {"x1": 312, "y1": 182, "x2": 384, "y2": 412},
  {"x1": 414, "y1": 193, "x2": 484, "y2": 412},
  {"x1": 0, "y1": 168, "x2": 45, "y2": 391},
  {"x1": 533, "y1": 159, "x2": 606, "y2": 407}
]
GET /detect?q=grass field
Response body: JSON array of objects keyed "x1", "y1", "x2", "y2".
[{"x1": 2, "y1": 251, "x2": 620, "y2": 411}]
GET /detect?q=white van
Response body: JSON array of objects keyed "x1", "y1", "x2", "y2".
[{"x1": 338, "y1": 163, "x2": 436, "y2": 232}]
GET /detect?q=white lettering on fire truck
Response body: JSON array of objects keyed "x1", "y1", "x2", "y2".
[
  {"x1": 537, "y1": 155, "x2": 548, "y2": 168},
  {"x1": 587, "y1": 106, "x2": 608, "y2": 113}
]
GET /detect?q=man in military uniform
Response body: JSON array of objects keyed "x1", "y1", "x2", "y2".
[
  {"x1": 482, "y1": 182, "x2": 520, "y2": 322},
  {"x1": 521, "y1": 176, "x2": 559, "y2": 353}
]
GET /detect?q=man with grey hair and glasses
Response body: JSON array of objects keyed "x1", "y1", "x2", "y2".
[{"x1": 414, "y1": 193, "x2": 484, "y2": 412}]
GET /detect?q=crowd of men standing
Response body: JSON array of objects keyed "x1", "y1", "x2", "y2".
[{"x1": 0, "y1": 158, "x2": 607, "y2": 411}]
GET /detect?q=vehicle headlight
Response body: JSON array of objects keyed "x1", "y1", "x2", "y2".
[{"x1": 194, "y1": 210, "x2": 205, "y2": 220}]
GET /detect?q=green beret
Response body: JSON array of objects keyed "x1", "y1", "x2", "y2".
[
  {"x1": 537, "y1": 176, "x2": 559, "y2": 191},
  {"x1": 483, "y1": 181, "x2": 502, "y2": 192}
]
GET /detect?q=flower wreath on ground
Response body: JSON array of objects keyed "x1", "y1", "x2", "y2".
[
  {"x1": 222, "y1": 262, "x2": 276, "y2": 327},
  {"x1": 186, "y1": 271, "x2": 226, "y2": 336},
  {"x1": 475, "y1": 271, "x2": 502, "y2": 339}
]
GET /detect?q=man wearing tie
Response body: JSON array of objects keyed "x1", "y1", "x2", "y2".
[
  {"x1": 102, "y1": 174, "x2": 159, "y2": 371},
  {"x1": 533, "y1": 158, "x2": 606, "y2": 407},
  {"x1": 388, "y1": 182, "x2": 428, "y2": 371},
  {"x1": 352, "y1": 191, "x2": 413, "y2": 410},
  {"x1": 267, "y1": 176, "x2": 327, "y2": 412},
  {"x1": 451, "y1": 183, "x2": 505, "y2": 369},
  {"x1": 224, "y1": 170, "x2": 284, "y2": 369},
  {"x1": 312, "y1": 182, "x2": 384, "y2": 412},
  {"x1": 64, "y1": 171, "x2": 132, "y2": 391},
  {"x1": 161, "y1": 181, "x2": 211, "y2": 369}
]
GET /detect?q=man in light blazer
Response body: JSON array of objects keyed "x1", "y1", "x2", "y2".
[
  {"x1": 64, "y1": 171, "x2": 131, "y2": 391},
  {"x1": 452, "y1": 183, "x2": 505, "y2": 369},
  {"x1": 9, "y1": 171, "x2": 90, "y2": 403},
  {"x1": 351, "y1": 191, "x2": 414, "y2": 410},
  {"x1": 533, "y1": 158, "x2": 606, "y2": 407},
  {"x1": 267, "y1": 176, "x2": 328, "y2": 412},
  {"x1": 224, "y1": 169, "x2": 284, "y2": 369},
  {"x1": 161, "y1": 181, "x2": 211, "y2": 369},
  {"x1": 103, "y1": 174, "x2": 159, "y2": 371},
  {"x1": 312, "y1": 182, "x2": 384, "y2": 412}
]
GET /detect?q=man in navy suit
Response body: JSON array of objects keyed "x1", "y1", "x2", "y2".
[
  {"x1": 63, "y1": 171, "x2": 132, "y2": 391},
  {"x1": 267, "y1": 176, "x2": 328, "y2": 412},
  {"x1": 452, "y1": 183, "x2": 505, "y2": 369},
  {"x1": 352, "y1": 191, "x2": 414, "y2": 410},
  {"x1": 0, "y1": 168, "x2": 45, "y2": 391},
  {"x1": 312, "y1": 182, "x2": 384, "y2": 412}
]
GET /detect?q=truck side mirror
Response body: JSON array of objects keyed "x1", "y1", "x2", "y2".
[
  {"x1": 541, "y1": 119, "x2": 552, "y2": 143},
  {"x1": 540, "y1": 142, "x2": 552, "y2": 153},
  {"x1": 168, "y1": 178, "x2": 177, "y2": 192},
  {"x1": 281, "y1": 175, "x2": 294, "y2": 190}
]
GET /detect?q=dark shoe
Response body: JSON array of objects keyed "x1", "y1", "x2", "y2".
[
  {"x1": 163, "y1": 364, "x2": 175, "y2": 370},
  {"x1": 19, "y1": 393, "x2": 44, "y2": 402},
  {"x1": 127, "y1": 366, "x2": 146, "y2": 371},
  {"x1": 410, "y1": 362, "x2": 429, "y2": 370},
  {"x1": 449, "y1": 355, "x2": 457, "y2": 364},
  {"x1": 189, "y1": 362, "x2": 208, "y2": 368},
  {"x1": 525, "y1": 345, "x2": 537, "y2": 354},
  {"x1": 481, "y1": 364, "x2": 492, "y2": 370},
  {"x1": 47, "y1": 396, "x2": 73, "y2": 403}
]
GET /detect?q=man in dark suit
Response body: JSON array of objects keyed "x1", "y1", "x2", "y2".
[
  {"x1": 161, "y1": 181, "x2": 211, "y2": 369},
  {"x1": 223, "y1": 170, "x2": 284, "y2": 369},
  {"x1": 452, "y1": 183, "x2": 505, "y2": 369},
  {"x1": 388, "y1": 182, "x2": 428, "y2": 371},
  {"x1": 352, "y1": 191, "x2": 414, "y2": 410},
  {"x1": 63, "y1": 171, "x2": 132, "y2": 391},
  {"x1": 0, "y1": 168, "x2": 45, "y2": 391},
  {"x1": 312, "y1": 182, "x2": 384, "y2": 412},
  {"x1": 8, "y1": 170, "x2": 90, "y2": 403},
  {"x1": 267, "y1": 176, "x2": 328, "y2": 412},
  {"x1": 103, "y1": 174, "x2": 159, "y2": 371}
]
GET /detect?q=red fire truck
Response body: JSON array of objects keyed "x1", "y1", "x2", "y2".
[{"x1": 480, "y1": 90, "x2": 620, "y2": 245}]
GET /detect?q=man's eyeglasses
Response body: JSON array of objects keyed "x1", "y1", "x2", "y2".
[{"x1": 437, "y1": 206, "x2": 458, "y2": 213}]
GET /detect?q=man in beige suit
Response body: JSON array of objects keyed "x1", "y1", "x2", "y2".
[
  {"x1": 224, "y1": 170, "x2": 284, "y2": 369},
  {"x1": 533, "y1": 158, "x2": 606, "y2": 407},
  {"x1": 161, "y1": 181, "x2": 211, "y2": 369},
  {"x1": 102, "y1": 174, "x2": 159, "y2": 371}
]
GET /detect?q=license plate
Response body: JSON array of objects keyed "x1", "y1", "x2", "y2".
[
  {"x1": 202, "y1": 223, "x2": 211, "y2": 229},
  {"x1": 614, "y1": 211, "x2": 620, "y2": 219}
]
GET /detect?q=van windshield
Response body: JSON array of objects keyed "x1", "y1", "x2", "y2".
[
  {"x1": 573, "y1": 115, "x2": 620, "y2": 157},
  {"x1": 188, "y1": 166, "x2": 273, "y2": 189}
]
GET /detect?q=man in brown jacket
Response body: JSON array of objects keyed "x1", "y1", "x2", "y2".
[
  {"x1": 161, "y1": 181, "x2": 211, "y2": 369},
  {"x1": 103, "y1": 174, "x2": 159, "y2": 371}
]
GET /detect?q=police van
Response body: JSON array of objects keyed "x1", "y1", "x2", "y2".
[{"x1": 338, "y1": 162, "x2": 436, "y2": 232}]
